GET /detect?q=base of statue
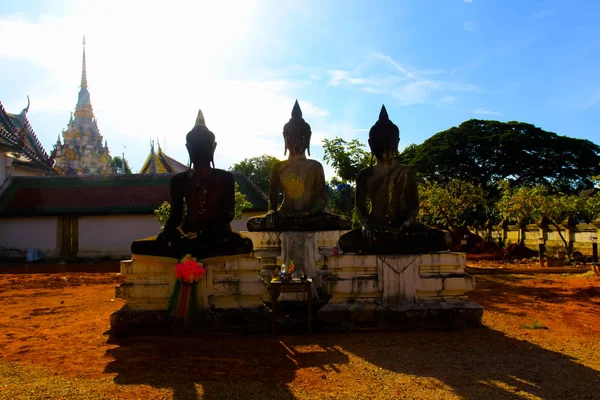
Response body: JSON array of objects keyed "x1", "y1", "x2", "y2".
[
  {"x1": 317, "y1": 252, "x2": 483, "y2": 330},
  {"x1": 242, "y1": 230, "x2": 347, "y2": 290},
  {"x1": 110, "y1": 253, "x2": 270, "y2": 335}
]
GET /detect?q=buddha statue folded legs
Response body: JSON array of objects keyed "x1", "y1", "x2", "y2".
[
  {"x1": 338, "y1": 222, "x2": 452, "y2": 254},
  {"x1": 131, "y1": 227, "x2": 253, "y2": 260},
  {"x1": 130, "y1": 109, "x2": 253, "y2": 260},
  {"x1": 246, "y1": 100, "x2": 351, "y2": 232},
  {"x1": 338, "y1": 105, "x2": 451, "y2": 255}
]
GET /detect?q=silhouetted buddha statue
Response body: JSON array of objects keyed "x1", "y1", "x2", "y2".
[
  {"x1": 246, "y1": 101, "x2": 351, "y2": 232},
  {"x1": 338, "y1": 106, "x2": 451, "y2": 254},
  {"x1": 131, "y1": 110, "x2": 253, "y2": 259}
]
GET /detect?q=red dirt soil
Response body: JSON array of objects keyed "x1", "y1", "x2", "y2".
[{"x1": 0, "y1": 264, "x2": 599, "y2": 399}]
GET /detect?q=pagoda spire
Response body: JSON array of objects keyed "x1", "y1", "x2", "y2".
[{"x1": 81, "y1": 35, "x2": 88, "y2": 89}]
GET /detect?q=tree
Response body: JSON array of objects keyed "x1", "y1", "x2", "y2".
[
  {"x1": 418, "y1": 179, "x2": 486, "y2": 230},
  {"x1": 497, "y1": 185, "x2": 578, "y2": 256},
  {"x1": 322, "y1": 138, "x2": 371, "y2": 183},
  {"x1": 576, "y1": 191, "x2": 600, "y2": 222},
  {"x1": 230, "y1": 155, "x2": 280, "y2": 194},
  {"x1": 326, "y1": 177, "x2": 355, "y2": 217},
  {"x1": 400, "y1": 119, "x2": 600, "y2": 196},
  {"x1": 154, "y1": 183, "x2": 251, "y2": 229},
  {"x1": 111, "y1": 156, "x2": 132, "y2": 174}
]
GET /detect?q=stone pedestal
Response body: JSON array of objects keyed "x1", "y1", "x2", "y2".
[
  {"x1": 243, "y1": 230, "x2": 346, "y2": 287},
  {"x1": 318, "y1": 252, "x2": 482, "y2": 330},
  {"x1": 111, "y1": 253, "x2": 268, "y2": 334}
]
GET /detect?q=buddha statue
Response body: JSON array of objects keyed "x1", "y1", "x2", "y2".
[
  {"x1": 246, "y1": 100, "x2": 351, "y2": 232},
  {"x1": 131, "y1": 110, "x2": 253, "y2": 259},
  {"x1": 338, "y1": 106, "x2": 452, "y2": 254}
]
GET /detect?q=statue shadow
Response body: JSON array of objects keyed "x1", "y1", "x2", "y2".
[
  {"x1": 470, "y1": 275, "x2": 594, "y2": 317},
  {"x1": 105, "y1": 327, "x2": 599, "y2": 399},
  {"x1": 104, "y1": 333, "x2": 350, "y2": 400},
  {"x1": 300, "y1": 327, "x2": 600, "y2": 399}
]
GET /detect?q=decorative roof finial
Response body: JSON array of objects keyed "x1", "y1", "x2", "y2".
[
  {"x1": 81, "y1": 35, "x2": 88, "y2": 89},
  {"x1": 195, "y1": 109, "x2": 206, "y2": 127},
  {"x1": 20, "y1": 95, "x2": 30, "y2": 116}
]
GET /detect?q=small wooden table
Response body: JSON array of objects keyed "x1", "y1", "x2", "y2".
[{"x1": 269, "y1": 279, "x2": 313, "y2": 335}]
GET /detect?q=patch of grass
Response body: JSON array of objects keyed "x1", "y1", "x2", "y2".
[{"x1": 520, "y1": 319, "x2": 548, "y2": 330}]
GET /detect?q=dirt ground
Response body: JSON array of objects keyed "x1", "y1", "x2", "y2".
[{"x1": 0, "y1": 262, "x2": 599, "y2": 400}]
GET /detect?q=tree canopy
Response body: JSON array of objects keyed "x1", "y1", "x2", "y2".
[
  {"x1": 111, "y1": 156, "x2": 132, "y2": 174},
  {"x1": 399, "y1": 119, "x2": 600, "y2": 195},
  {"x1": 322, "y1": 138, "x2": 371, "y2": 183},
  {"x1": 230, "y1": 154, "x2": 280, "y2": 194}
]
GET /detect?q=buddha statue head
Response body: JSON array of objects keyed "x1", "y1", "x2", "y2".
[
  {"x1": 283, "y1": 100, "x2": 312, "y2": 157},
  {"x1": 186, "y1": 109, "x2": 217, "y2": 168},
  {"x1": 368, "y1": 105, "x2": 400, "y2": 162}
]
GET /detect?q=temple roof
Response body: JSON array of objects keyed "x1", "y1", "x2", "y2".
[
  {"x1": 0, "y1": 173, "x2": 268, "y2": 217},
  {"x1": 139, "y1": 145, "x2": 188, "y2": 174},
  {"x1": 0, "y1": 101, "x2": 53, "y2": 172}
]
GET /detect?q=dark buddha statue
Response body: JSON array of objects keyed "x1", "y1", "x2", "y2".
[
  {"x1": 246, "y1": 101, "x2": 351, "y2": 232},
  {"x1": 338, "y1": 106, "x2": 452, "y2": 254},
  {"x1": 131, "y1": 110, "x2": 253, "y2": 259}
]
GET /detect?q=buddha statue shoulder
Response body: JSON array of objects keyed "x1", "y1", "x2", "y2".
[
  {"x1": 246, "y1": 100, "x2": 351, "y2": 232},
  {"x1": 338, "y1": 105, "x2": 451, "y2": 254},
  {"x1": 131, "y1": 110, "x2": 253, "y2": 259}
]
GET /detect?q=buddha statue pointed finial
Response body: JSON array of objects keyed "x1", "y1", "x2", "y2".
[
  {"x1": 283, "y1": 100, "x2": 311, "y2": 156},
  {"x1": 368, "y1": 104, "x2": 399, "y2": 158},
  {"x1": 291, "y1": 99, "x2": 302, "y2": 119},
  {"x1": 195, "y1": 109, "x2": 206, "y2": 127},
  {"x1": 379, "y1": 104, "x2": 389, "y2": 121},
  {"x1": 188, "y1": 108, "x2": 216, "y2": 168}
]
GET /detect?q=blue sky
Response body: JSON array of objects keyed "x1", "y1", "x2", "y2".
[{"x1": 1, "y1": 0, "x2": 599, "y2": 177}]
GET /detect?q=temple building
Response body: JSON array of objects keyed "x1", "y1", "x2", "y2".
[
  {"x1": 0, "y1": 98, "x2": 54, "y2": 186},
  {"x1": 52, "y1": 38, "x2": 114, "y2": 176},
  {"x1": 139, "y1": 140, "x2": 188, "y2": 174}
]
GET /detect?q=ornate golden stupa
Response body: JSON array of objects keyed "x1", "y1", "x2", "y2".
[{"x1": 52, "y1": 37, "x2": 114, "y2": 176}]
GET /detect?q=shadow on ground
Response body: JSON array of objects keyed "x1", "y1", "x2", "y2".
[
  {"x1": 471, "y1": 275, "x2": 600, "y2": 317},
  {"x1": 105, "y1": 326, "x2": 599, "y2": 399}
]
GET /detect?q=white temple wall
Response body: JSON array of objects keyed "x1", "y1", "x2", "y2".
[
  {"x1": 78, "y1": 215, "x2": 162, "y2": 258},
  {"x1": 0, "y1": 217, "x2": 59, "y2": 258}
]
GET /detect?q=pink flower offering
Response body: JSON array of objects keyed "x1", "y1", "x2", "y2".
[{"x1": 175, "y1": 255, "x2": 206, "y2": 283}]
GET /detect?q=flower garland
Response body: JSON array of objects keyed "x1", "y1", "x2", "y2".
[{"x1": 167, "y1": 255, "x2": 206, "y2": 327}]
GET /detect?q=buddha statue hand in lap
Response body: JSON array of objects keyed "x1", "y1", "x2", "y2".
[
  {"x1": 246, "y1": 100, "x2": 351, "y2": 232},
  {"x1": 131, "y1": 110, "x2": 253, "y2": 259},
  {"x1": 338, "y1": 105, "x2": 451, "y2": 254}
]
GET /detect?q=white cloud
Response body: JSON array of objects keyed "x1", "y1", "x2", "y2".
[
  {"x1": 440, "y1": 95, "x2": 458, "y2": 104},
  {"x1": 464, "y1": 0, "x2": 473, "y2": 3},
  {"x1": 474, "y1": 108, "x2": 501, "y2": 116},
  {"x1": 326, "y1": 52, "x2": 480, "y2": 106}
]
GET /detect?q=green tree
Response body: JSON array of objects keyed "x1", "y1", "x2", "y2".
[
  {"x1": 230, "y1": 155, "x2": 280, "y2": 194},
  {"x1": 418, "y1": 179, "x2": 486, "y2": 230},
  {"x1": 111, "y1": 156, "x2": 132, "y2": 174},
  {"x1": 322, "y1": 138, "x2": 371, "y2": 183},
  {"x1": 154, "y1": 183, "x2": 251, "y2": 229},
  {"x1": 576, "y1": 192, "x2": 600, "y2": 222},
  {"x1": 400, "y1": 119, "x2": 600, "y2": 196},
  {"x1": 497, "y1": 185, "x2": 578, "y2": 256},
  {"x1": 326, "y1": 177, "x2": 355, "y2": 217}
]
